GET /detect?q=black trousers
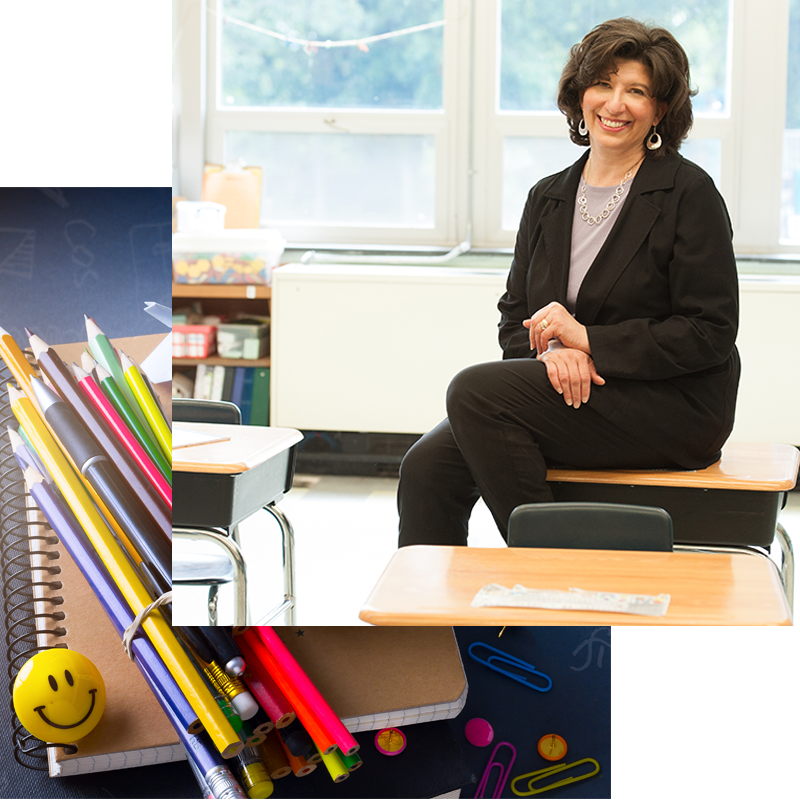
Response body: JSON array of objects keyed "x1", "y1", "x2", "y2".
[{"x1": 397, "y1": 359, "x2": 680, "y2": 547}]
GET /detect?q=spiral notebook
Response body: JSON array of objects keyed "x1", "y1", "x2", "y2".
[{"x1": 0, "y1": 335, "x2": 180, "y2": 776}]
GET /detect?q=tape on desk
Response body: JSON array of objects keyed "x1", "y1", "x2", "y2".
[{"x1": 470, "y1": 585, "x2": 671, "y2": 617}]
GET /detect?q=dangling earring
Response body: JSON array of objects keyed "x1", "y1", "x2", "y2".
[
  {"x1": 647, "y1": 125, "x2": 662, "y2": 150},
  {"x1": 578, "y1": 118, "x2": 588, "y2": 137}
]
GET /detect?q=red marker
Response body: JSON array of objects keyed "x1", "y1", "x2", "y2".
[{"x1": 72, "y1": 363, "x2": 172, "y2": 509}]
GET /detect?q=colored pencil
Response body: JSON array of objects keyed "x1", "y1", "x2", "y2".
[
  {"x1": 85, "y1": 315, "x2": 150, "y2": 430},
  {"x1": 0, "y1": 325, "x2": 39, "y2": 400},
  {"x1": 119, "y1": 349, "x2": 171, "y2": 461},
  {"x1": 30, "y1": 376, "x2": 171, "y2": 600},
  {"x1": 29, "y1": 334, "x2": 171, "y2": 540},
  {"x1": 94, "y1": 361, "x2": 172, "y2": 483},
  {"x1": 72, "y1": 363, "x2": 172, "y2": 509},
  {"x1": 236, "y1": 636, "x2": 296, "y2": 728},
  {"x1": 9, "y1": 386, "x2": 240, "y2": 759},
  {"x1": 275, "y1": 730, "x2": 316, "y2": 777},
  {"x1": 254, "y1": 627, "x2": 360, "y2": 757},
  {"x1": 21, "y1": 463, "x2": 196, "y2": 735},
  {"x1": 241, "y1": 629, "x2": 338, "y2": 755},
  {"x1": 317, "y1": 746, "x2": 350, "y2": 783},
  {"x1": 258, "y1": 731, "x2": 292, "y2": 780}
]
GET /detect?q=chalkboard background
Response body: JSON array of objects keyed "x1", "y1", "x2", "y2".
[{"x1": 0, "y1": 188, "x2": 171, "y2": 346}]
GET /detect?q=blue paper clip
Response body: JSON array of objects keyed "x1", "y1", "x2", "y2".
[
  {"x1": 475, "y1": 741, "x2": 517, "y2": 799},
  {"x1": 468, "y1": 643, "x2": 552, "y2": 691}
]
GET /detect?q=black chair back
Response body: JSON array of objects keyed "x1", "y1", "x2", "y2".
[
  {"x1": 172, "y1": 398, "x2": 242, "y2": 425},
  {"x1": 508, "y1": 502, "x2": 673, "y2": 551}
]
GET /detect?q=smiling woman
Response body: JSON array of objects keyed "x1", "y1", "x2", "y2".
[{"x1": 398, "y1": 17, "x2": 741, "y2": 549}]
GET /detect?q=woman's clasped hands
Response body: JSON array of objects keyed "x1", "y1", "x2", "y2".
[{"x1": 523, "y1": 302, "x2": 605, "y2": 408}]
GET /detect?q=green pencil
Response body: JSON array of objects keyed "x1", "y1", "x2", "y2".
[{"x1": 95, "y1": 362, "x2": 172, "y2": 484}]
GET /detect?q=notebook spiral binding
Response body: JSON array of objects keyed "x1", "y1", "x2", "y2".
[{"x1": 0, "y1": 356, "x2": 78, "y2": 768}]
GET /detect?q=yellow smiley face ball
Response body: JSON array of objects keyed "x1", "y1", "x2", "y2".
[{"x1": 13, "y1": 649, "x2": 106, "y2": 742}]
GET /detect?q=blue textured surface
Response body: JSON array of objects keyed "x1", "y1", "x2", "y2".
[{"x1": 0, "y1": 188, "x2": 171, "y2": 346}]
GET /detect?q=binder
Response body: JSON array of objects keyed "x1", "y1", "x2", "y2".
[{"x1": 0, "y1": 335, "x2": 180, "y2": 776}]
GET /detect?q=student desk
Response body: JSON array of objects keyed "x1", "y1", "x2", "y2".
[
  {"x1": 359, "y1": 545, "x2": 793, "y2": 625},
  {"x1": 173, "y1": 422, "x2": 302, "y2": 625}
]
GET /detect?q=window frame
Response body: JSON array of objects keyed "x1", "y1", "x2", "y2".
[{"x1": 181, "y1": 0, "x2": 799, "y2": 256}]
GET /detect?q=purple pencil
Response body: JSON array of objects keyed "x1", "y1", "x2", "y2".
[{"x1": 21, "y1": 464, "x2": 199, "y2": 735}]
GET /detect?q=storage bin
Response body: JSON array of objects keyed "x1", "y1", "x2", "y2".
[
  {"x1": 217, "y1": 319, "x2": 270, "y2": 360},
  {"x1": 172, "y1": 229, "x2": 285, "y2": 285},
  {"x1": 173, "y1": 325, "x2": 217, "y2": 358}
]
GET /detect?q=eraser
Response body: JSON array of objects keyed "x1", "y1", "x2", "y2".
[
  {"x1": 231, "y1": 691, "x2": 259, "y2": 720},
  {"x1": 465, "y1": 718, "x2": 494, "y2": 747}
]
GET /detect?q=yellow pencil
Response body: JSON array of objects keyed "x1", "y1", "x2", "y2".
[
  {"x1": 0, "y1": 326, "x2": 39, "y2": 400},
  {"x1": 8, "y1": 385, "x2": 241, "y2": 760},
  {"x1": 119, "y1": 350, "x2": 171, "y2": 461}
]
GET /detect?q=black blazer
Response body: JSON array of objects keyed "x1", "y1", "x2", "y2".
[{"x1": 498, "y1": 151, "x2": 740, "y2": 469}]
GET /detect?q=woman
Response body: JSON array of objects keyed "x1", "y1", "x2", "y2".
[{"x1": 398, "y1": 17, "x2": 740, "y2": 547}]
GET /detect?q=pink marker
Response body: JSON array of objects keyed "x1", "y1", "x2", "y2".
[{"x1": 72, "y1": 364, "x2": 172, "y2": 509}]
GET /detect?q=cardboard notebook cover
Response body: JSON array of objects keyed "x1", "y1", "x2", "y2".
[
  {"x1": 274, "y1": 627, "x2": 468, "y2": 730},
  {"x1": 27, "y1": 335, "x2": 178, "y2": 776}
]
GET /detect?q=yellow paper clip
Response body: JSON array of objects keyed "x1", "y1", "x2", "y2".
[{"x1": 511, "y1": 758, "x2": 600, "y2": 796}]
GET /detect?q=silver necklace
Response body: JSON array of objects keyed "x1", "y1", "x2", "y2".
[{"x1": 578, "y1": 160, "x2": 640, "y2": 226}]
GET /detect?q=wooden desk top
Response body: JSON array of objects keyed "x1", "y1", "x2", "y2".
[
  {"x1": 172, "y1": 422, "x2": 303, "y2": 473},
  {"x1": 546, "y1": 441, "x2": 799, "y2": 491},
  {"x1": 359, "y1": 545, "x2": 792, "y2": 626}
]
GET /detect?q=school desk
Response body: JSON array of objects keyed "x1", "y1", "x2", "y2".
[
  {"x1": 359, "y1": 545, "x2": 793, "y2": 626},
  {"x1": 172, "y1": 421, "x2": 303, "y2": 625}
]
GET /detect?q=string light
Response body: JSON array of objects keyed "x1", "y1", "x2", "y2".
[{"x1": 221, "y1": 14, "x2": 445, "y2": 53}]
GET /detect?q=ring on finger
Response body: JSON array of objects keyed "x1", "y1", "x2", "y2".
[{"x1": 540, "y1": 319, "x2": 549, "y2": 331}]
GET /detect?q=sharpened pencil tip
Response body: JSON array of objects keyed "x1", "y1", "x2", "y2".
[
  {"x1": 6, "y1": 384, "x2": 24, "y2": 404},
  {"x1": 5, "y1": 427, "x2": 23, "y2": 451},
  {"x1": 24, "y1": 327, "x2": 35, "y2": 338},
  {"x1": 28, "y1": 334, "x2": 48, "y2": 359}
]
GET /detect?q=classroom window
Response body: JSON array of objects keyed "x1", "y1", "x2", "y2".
[
  {"x1": 189, "y1": 0, "x2": 799, "y2": 258},
  {"x1": 781, "y1": 0, "x2": 800, "y2": 243}
]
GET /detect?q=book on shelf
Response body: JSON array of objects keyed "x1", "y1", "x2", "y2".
[{"x1": 186, "y1": 363, "x2": 271, "y2": 425}]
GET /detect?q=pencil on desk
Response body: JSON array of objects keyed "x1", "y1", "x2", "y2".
[
  {"x1": 72, "y1": 363, "x2": 172, "y2": 509},
  {"x1": 29, "y1": 376, "x2": 172, "y2": 600},
  {"x1": 119, "y1": 349, "x2": 171, "y2": 462},
  {"x1": 93, "y1": 361, "x2": 172, "y2": 483},
  {"x1": 9, "y1": 386, "x2": 241, "y2": 759},
  {"x1": 29, "y1": 333, "x2": 172, "y2": 541}
]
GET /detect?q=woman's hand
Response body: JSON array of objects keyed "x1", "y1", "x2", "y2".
[
  {"x1": 523, "y1": 302, "x2": 591, "y2": 355},
  {"x1": 537, "y1": 345, "x2": 605, "y2": 408}
]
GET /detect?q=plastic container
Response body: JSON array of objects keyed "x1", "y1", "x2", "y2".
[
  {"x1": 175, "y1": 201, "x2": 226, "y2": 233},
  {"x1": 172, "y1": 229, "x2": 285, "y2": 285},
  {"x1": 217, "y1": 319, "x2": 270, "y2": 360},
  {"x1": 172, "y1": 324, "x2": 217, "y2": 358}
]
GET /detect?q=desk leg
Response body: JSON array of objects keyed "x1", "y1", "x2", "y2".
[
  {"x1": 263, "y1": 503, "x2": 296, "y2": 625},
  {"x1": 173, "y1": 528, "x2": 248, "y2": 626},
  {"x1": 775, "y1": 523, "x2": 794, "y2": 615}
]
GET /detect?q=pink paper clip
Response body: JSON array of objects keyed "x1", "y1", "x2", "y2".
[{"x1": 475, "y1": 741, "x2": 517, "y2": 798}]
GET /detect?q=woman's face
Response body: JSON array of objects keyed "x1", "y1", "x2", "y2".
[{"x1": 580, "y1": 59, "x2": 667, "y2": 161}]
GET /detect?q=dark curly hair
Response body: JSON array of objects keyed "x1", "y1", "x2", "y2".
[{"x1": 557, "y1": 17, "x2": 696, "y2": 158}]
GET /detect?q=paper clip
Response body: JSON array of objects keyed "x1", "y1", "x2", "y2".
[
  {"x1": 468, "y1": 643, "x2": 552, "y2": 691},
  {"x1": 475, "y1": 741, "x2": 517, "y2": 799},
  {"x1": 510, "y1": 758, "x2": 600, "y2": 796}
]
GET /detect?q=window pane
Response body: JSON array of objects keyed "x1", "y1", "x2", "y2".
[
  {"x1": 502, "y1": 137, "x2": 580, "y2": 229},
  {"x1": 499, "y1": 0, "x2": 730, "y2": 115},
  {"x1": 226, "y1": 131, "x2": 435, "y2": 227},
  {"x1": 782, "y1": 0, "x2": 800, "y2": 243},
  {"x1": 220, "y1": 0, "x2": 444, "y2": 110},
  {"x1": 502, "y1": 137, "x2": 721, "y2": 231}
]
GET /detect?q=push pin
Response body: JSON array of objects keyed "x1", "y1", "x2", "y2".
[{"x1": 538, "y1": 733, "x2": 567, "y2": 761}]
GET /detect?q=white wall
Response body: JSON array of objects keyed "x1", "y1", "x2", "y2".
[{"x1": 272, "y1": 266, "x2": 800, "y2": 445}]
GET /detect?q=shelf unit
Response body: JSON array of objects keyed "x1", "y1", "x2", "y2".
[
  {"x1": 172, "y1": 282, "x2": 273, "y2": 425},
  {"x1": 172, "y1": 282, "x2": 272, "y2": 368}
]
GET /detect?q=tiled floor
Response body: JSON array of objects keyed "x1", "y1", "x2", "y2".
[{"x1": 174, "y1": 474, "x2": 800, "y2": 626}]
